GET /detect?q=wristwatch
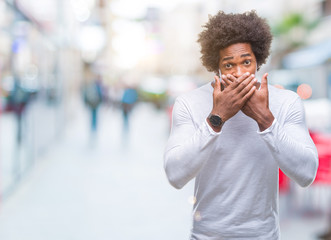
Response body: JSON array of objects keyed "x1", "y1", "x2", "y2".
[{"x1": 208, "y1": 113, "x2": 224, "y2": 127}]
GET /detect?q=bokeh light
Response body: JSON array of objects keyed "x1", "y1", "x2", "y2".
[
  {"x1": 297, "y1": 83, "x2": 313, "y2": 99},
  {"x1": 188, "y1": 196, "x2": 197, "y2": 205},
  {"x1": 273, "y1": 84, "x2": 284, "y2": 89},
  {"x1": 194, "y1": 211, "x2": 202, "y2": 221}
]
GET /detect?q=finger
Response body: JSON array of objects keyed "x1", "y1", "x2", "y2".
[
  {"x1": 214, "y1": 75, "x2": 221, "y2": 92},
  {"x1": 235, "y1": 74, "x2": 256, "y2": 93},
  {"x1": 220, "y1": 80, "x2": 227, "y2": 92},
  {"x1": 242, "y1": 85, "x2": 256, "y2": 102},
  {"x1": 236, "y1": 73, "x2": 254, "y2": 87},
  {"x1": 221, "y1": 75, "x2": 231, "y2": 87},
  {"x1": 229, "y1": 72, "x2": 250, "y2": 88},
  {"x1": 261, "y1": 73, "x2": 268, "y2": 91},
  {"x1": 226, "y1": 74, "x2": 236, "y2": 82},
  {"x1": 239, "y1": 76, "x2": 257, "y2": 97},
  {"x1": 237, "y1": 72, "x2": 252, "y2": 82}
]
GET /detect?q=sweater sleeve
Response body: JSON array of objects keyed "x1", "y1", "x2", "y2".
[
  {"x1": 258, "y1": 97, "x2": 319, "y2": 187},
  {"x1": 164, "y1": 98, "x2": 220, "y2": 189}
]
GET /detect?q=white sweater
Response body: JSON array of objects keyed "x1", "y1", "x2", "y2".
[{"x1": 164, "y1": 83, "x2": 318, "y2": 240}]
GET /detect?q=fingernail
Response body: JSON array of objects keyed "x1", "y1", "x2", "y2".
[
  {"x1": 246, "y1": 72, "x2": 250, "y2": 76},
  {"x1": 222, "y1": 75, "x2": 226, "y2": 79},
  {"x1": 251, "y1": 74, "x2": 255, "y2": 77}
]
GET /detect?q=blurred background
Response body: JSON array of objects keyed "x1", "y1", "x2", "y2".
[{"x1": 0, "y1": 0, "x2": 330, "y2": 239}]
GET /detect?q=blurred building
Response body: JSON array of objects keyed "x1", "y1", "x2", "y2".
[
  {"x1": 270, "y1": 0, "x2": 331, "y2": 131},
  {"x1": 0, "y1": 0, "x2": 110, "y2": 199}
]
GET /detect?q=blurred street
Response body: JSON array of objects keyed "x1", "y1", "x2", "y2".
[
  {"x1": 0, "y1": 101, "x2": 194, "y2": 240},
  {"x1": 0, "y1": 100, "x2": 329, "y2": 240}
]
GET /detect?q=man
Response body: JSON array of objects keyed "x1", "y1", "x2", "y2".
[{"x1": 164, "y1": 11, "x2": 318, "y2": 239}]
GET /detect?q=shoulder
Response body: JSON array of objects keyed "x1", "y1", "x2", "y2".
[
  {"x1": 269, "y1": 85, "x2": 300, "y2": 106},
  {"x1": 268, "y1": 85, "x2": 306, "y2": 122},
  {"x1": 173, "y1": 82, "x2": 212, "y2": 118},
  {"x1": 176, "y1": 82, "x2": 212, "y2": 105}
]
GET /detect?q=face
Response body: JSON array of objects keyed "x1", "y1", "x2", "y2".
[{"x1": 218, "y1": 43, "x2": 257, "y2": 78}]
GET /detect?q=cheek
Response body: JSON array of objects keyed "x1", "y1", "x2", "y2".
[
  {"x1": 219, "y1": 66, "x2": 229, "y2": 75},
  {"x1": 248, "y1": 62, "x2": 257, "y2": 74},
  {"x1": 248, "y1": 65, "x2": 256, "y2": 74},
  {"x1": 219, "y1": 69, "x2": 230, "y2": 77}
]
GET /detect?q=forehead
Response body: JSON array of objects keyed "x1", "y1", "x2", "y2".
[{"x1": 219, "y1": 43, "x2": 254, "y2": 59}]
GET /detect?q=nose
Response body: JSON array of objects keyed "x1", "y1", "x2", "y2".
[{"x1": 232, "y1": 66, "x2": 244, "y2": 78}]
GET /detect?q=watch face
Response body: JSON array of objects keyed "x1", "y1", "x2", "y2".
[{"x1": 210, "y1": 115, "x2": 222, "y2": 127}]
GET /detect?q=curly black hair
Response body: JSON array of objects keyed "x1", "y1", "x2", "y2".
[{"x1": 197, "y1": 10, "x2": 273, "y2": 73}]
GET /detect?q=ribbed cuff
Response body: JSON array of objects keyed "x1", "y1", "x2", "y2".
[{"x1": 257, "y1": 118, "x2": 277, "y2": 135}]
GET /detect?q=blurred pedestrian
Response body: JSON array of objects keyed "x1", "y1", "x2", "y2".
[
  {"x1": 83, "y1": 76, "x2": 103, "y2": 135},
  {"x1": 121, "y1": 86, "x2": 138, "y2": 131},
  {"x1": 6, "y1": 79, "x2": 32, "y2": 144},
  {"x1": 164, "y1": 11, "x2": 318, "y2": 239}
]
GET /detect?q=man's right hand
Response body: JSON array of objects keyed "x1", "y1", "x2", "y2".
[{"x1": 208, "y1": 72, "x2": 256, "y2": 130}]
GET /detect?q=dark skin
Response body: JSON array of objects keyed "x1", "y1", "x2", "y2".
[{"x1": 207, "y1": 43, "x2": 274, "y2": 132}]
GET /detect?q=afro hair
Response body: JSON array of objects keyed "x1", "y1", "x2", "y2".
[{"x1": 197, "y1": 10, "x2": 273, "y2": 73}]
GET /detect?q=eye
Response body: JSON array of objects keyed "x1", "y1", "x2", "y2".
[
  {"x1": 243, "y1": 60, "x2": 251, "y2": 65},
  {"x1": 225, "y1": 63, "x2": 232, "y2": 69}
]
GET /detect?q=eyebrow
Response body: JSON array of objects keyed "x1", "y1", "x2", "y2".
[
  {"x1": 221, "y1": 53, "x2": 252, "y2": 62},
  {"x1": 241, "y1": 53, "x2": 251, "y2": 57},
  {"x1": 222, "y1": 56, "x2": 233, "y2": 61}
]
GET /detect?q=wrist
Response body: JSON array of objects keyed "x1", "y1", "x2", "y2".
[
  {"x1": 207, "y1": 118, "x2": 222, "y2": 132},
  {"x1": 207, "y1": 112, "x2": 225, "y2": 132},
  {"x1": 257, "y1": 111, "x2": 274, "y2": 131},
  {"x1": 210, "y1": 109, "x2": 228, "y2": 122}
]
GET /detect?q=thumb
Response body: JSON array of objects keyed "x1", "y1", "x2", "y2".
[{"x1": 261, "y1": 73, "x2": 268, "y2": 91}]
